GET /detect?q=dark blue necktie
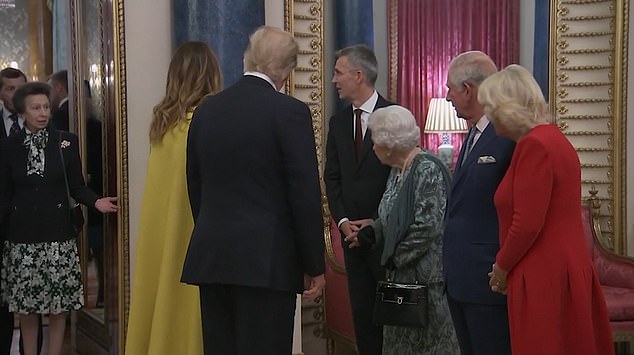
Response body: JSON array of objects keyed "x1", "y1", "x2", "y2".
[
  {"x1": 461, "y1": 127, "x2": 477, "y2": 166},
  {"x1": 9, "y1": 113, "x2": 20, "y2": 136}
]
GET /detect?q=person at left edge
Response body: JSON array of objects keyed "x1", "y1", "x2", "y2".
[
  {"x1": 0, "y1": 68, "x2": 44, "y2": 355},
  {"x1": 0, "y1": 82, "x2": 118, "y2": 355},
  {"x1": 181, "y1": 26, "x2": 325, "y2": 355}
]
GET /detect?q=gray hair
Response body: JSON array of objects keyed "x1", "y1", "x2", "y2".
[
  {"x1": 334, "y1": 44, "x2": 378, "y2": 85},
  {"x1": 243, "y1": 26, "x2": 299, "y2": 83},
  {"x1": 368, "y1": 105, "x2": 420, "y2": 150},
  {"x1": 448, "y1": 51, "x2": 497, "y2": 90}
]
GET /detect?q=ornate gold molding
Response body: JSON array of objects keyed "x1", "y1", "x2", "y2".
[
  {"x1": 388, "y1": 0, "x2": 398, "y2": 102},
  {"x1": 285, "y1": 0, "x2": 328, "y2": 347},
  {"x1": 550, "y1": 0, "x2": 628, "y2": 254},
  {"x1": 112, "y1": 0, "x2": 129, "y2": 353}
]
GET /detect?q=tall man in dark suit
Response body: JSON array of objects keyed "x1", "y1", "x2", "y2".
[
  {"x1": 48, "y1": 70, "x2": 70, "y2": 131},
  {"x1": 182, "y1": 26, "x2": 325, "y2": 355},
  {"x1": 324, "y1": 44, "x2": 393, "y2": 355},
  {"x1": 443, "y1": 51, "x2": 515, "y2": 355},
  {"x1": 0, "y1": 67, "x2": 26, "y2": 355}
]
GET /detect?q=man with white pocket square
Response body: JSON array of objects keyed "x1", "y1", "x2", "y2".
[{"x1": 442, "y1": 51, "x2": 515, "y2": 355}]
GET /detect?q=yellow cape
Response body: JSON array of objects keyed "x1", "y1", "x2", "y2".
[{"x1": 125, "y1": 113, "x2": 202, "y2": 355}]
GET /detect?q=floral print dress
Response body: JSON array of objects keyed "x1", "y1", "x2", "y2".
[{"x1": 376, "y1": 152, "x2": 459, "y2": 355}]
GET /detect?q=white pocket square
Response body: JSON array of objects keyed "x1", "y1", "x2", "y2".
[{"x1": 477, "y1": 156, "x2": 497, "y2": 164}]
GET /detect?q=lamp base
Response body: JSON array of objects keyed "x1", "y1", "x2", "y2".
[{"x1": 437, "y1": 144, "x2": 454, "y2": 169}]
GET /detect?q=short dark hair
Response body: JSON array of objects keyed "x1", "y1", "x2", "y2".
[
  {"x1": 334, "y1": 44, "x2": 378, "y2": 85},
  {"x1": 0, "y1": 67, "x2": 27, "y2": 90},
  {"x1": 12, "y1": 82, "x2": 50, "y2": 114},
  {"x1": 49, "y1": 69, "x2": 68, "y2": 92}
]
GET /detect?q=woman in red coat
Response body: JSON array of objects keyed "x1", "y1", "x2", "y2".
[{"x1": 477, "y1": 64, "x2": 614, "y2": 355}]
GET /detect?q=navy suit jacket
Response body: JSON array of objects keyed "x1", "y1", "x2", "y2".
[
  {"x1": 443, "y1": 122, "x2": 515, "y2": 304},
  {"x1": 181, "y1": 75, "x2": 325, "y2": 293},
  {"x1": 324, "y1": 96, "x2": 393, "y2": 224},
  {"x1": 51, "y1": 100, "x2": 70, "y2": 131}
]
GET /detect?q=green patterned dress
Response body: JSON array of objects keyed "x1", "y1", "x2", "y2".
[{"x1": 375, "y1": 152, "x2": 459, "y2": 355}]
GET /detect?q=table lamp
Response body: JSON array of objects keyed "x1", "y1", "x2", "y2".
[{"x1": 424, "y1": 98, "x2": 468, "y2": 168}]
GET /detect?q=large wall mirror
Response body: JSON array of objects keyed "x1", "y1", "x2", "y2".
[
  {"x1": 0, "y1": 0, "x2": 128, "y2": 355},
  {"x1": 69, "y1": 0, "x2": 128, "y2": 354},
  {"x1": 0, "y1": 1, "x2": 128, "y2": 354}
]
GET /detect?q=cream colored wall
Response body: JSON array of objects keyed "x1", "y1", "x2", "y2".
[{"x1": 124, "y1": 0, "x2": 172, "y2": 277}]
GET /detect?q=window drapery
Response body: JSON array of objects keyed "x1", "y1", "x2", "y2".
[{"x1": 388, "y1": 0, "x2": 519, "y2": 165}]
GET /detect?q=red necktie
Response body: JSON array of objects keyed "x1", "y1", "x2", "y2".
[{"x1": 354, "y1": 109, "x2": 363, "y2": 159}]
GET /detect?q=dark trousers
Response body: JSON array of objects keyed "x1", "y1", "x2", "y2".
[
  {"x1": 0, "y1": 311, "x2": 42, "y2": 355},
  {"x1": 447, "y1": 293, "x2": 511, "y2": 355},
  {"x1": 199, "y1": 284, "x2": 296, "y2": 355},
  {"x1": 0, "y1": 305, "x2": 11, "y2": 355},
  {"x1": 341, "y1": 240, "x2": 385, "y2": 355}
]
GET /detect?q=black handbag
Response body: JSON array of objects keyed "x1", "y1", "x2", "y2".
[
  {"x1": 373, "y1": 280, "x2": 428, "y2": 327},
  {"x1": 59, "y1": 133, "x2": 84, "y2": 235},
  {"x1": 69, "y1": 203, "x2": 85, "y2": 235}
]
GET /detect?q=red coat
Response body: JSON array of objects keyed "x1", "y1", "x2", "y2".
[{"x1": 494, "y1": 124, "x2": 614, "y2": 355}]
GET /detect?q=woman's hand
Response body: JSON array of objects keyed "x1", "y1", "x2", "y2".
[
  {"x1": 488, "y1": 263, "x2": 508, "y2": 295},
  {"x1": 95, "y1": 197, "x2": 119, "y2": 213}
]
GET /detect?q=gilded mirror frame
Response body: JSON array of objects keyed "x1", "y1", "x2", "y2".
[
  {"x1": 69, "y1": 0, "x2": 129, "y2": 353},
  {"x1": 549, "y1": 0, "x2": 628, "y2": 254}
]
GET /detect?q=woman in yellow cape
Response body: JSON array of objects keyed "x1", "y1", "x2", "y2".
[{"x1": 125, "y1": 41, "x2": 222, "y2": 355}]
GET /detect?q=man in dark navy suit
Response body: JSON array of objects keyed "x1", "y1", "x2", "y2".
[
  {"x1": 182, "y1": 26, "x2": 325, "y2": 355},
  {"x1": 0, "y1": 67, "x2": 26, "y2": 355},
  {"x1": 48, "y1": 70, "x2": 70, "y2": 131},
  {"x1": 324, "y1": 44, "x2": 393, "y2": 355},
  {"x1": 443, "y1": 51, "x2": 515, "y2": 355}
]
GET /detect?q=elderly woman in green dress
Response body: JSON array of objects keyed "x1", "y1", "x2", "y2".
[{"x1": 351, "y1": 105, "x2": 458, "y2": 354}]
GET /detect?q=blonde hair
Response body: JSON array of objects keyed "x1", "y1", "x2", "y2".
[
  {"x1": 478, "y1": 64, "x2": 550, "y2": 136},
  {"x1": 243, "y1": 26, "x2": 298, "y2": 83},
  {"x1": 150, "y1": 41, "x2": 223, "y2": 143}
]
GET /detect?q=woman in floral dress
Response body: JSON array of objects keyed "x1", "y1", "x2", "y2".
[
  {"x1": 353, "y1": 105, "x2": 458, "y2": 354},
  {"x1": 0, "y1": 82, "x2": 117, "y2": 355}
]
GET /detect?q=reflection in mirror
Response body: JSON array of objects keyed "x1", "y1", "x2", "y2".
[
  {"x1": 0, "y1": 1, "x2": 53, "y2": 80},
  {"x1": 2, "y1": 0, "x2": 128, "y2": 353},
  {"x1": 71, "y1": 0, "x2": 130, "y2": 353},
  {"x1": 78, "y1": 0, "x2": 106, "y2": 323}
]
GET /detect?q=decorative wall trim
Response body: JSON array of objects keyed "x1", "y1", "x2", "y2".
[
  {"x1": 285, "y1": 0, "x2": 327, "y2": 350},
  {"x1": 550, "y1": 0, "x2": 629, "y2": 253}
]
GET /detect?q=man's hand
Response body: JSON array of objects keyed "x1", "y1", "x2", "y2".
[
  {"x1": 303, "y1": 274, "x2": 325, "y2": 300},
  {"x1": 342, "y1": 219, "x2": 374, "y2": 248}
]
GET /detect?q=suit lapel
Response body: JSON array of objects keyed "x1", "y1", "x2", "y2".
[
  {"x1": 451, "y1": 124, "x2": 496, "y2": 193},
  {"x1": 356, "y1": 96, "x2": 391, "y2": 167},
  {"x1": 0, "y1": 108, "x2": 7, "y2": 139},
  {"x1": 336, "y1": 106, "x2": 356, "y2": 163}
]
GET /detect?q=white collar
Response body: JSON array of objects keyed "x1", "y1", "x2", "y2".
[
  {"x1": 244, "y1": 71, "x2": 276, "y2": 90},
  {"x1": 59, "y1": 97, "x2": 69, "y2": 109},
  {"x1": 353, "y1": 91, "x2": 379, "y2": 115},
  {"x1": 474, "y1": 115, "x2": 490, "y2": 132}
]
